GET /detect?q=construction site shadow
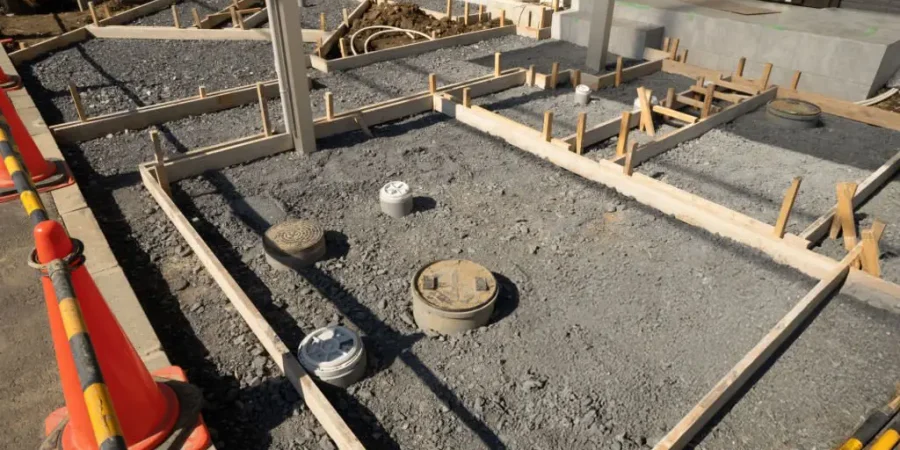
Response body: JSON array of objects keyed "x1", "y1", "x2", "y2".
[{"x1": 204, "y1": 157, "x2": 515, "y2": 449}]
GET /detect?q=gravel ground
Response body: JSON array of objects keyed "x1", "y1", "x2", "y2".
[{"x1": 16, "y1": 3, "x2": 900, "y2": 450}]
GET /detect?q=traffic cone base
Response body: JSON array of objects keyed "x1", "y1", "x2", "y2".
[
  {"x1": 44, "y1": 366, "x2": 211, "y2": 450},
  {"x1": 0, "y1": 158, "x2": 73, "y2": 203},
  {"x1": 0, "y1": 65, "x2": 21, "y2": 90}
]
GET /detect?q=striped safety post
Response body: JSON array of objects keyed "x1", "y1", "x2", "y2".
[{"x1": 0, "y1": 125, "x2": 47, "y2": 224}]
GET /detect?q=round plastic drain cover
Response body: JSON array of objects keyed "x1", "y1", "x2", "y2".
[
  {"x1": 380, "y1": 181, "x2": 413, "y2": 218},
  {"x1": 766, "y1": 99, "x2": 821, "y2": 128},
  {"x1": 263, "y1": 219, "x2": 327, "y2": 270},
  {"x1": 381, "y1": 181, "x2": 410, "y2": 199},
  {"x1": 298, "y1": 326, "x2": 366, "y2": 387},
  {"x1": 414, "y1": 260, "x2": 497, "y2": 312}
]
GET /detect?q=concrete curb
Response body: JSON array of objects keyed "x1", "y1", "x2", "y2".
[{"x1": 0, "y1": 49, "x2": 170, "y2": 371}]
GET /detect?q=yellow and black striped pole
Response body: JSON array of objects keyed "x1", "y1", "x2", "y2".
[
  {"x1": 836, "y1": 391, "x2": 900, "y2": 450},
  {"x1": 870, "y1": 414, "x2": 900, "y2": 450},
  {"x1": 1, "y1": 126, "x2": 127, "y2": 450}
]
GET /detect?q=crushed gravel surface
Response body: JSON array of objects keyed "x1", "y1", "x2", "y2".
[{"x1": 16, "y1": 3, "x2": 900, "y2": 449}]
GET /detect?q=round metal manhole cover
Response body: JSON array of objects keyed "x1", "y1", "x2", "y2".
[
  {"x1": 412, "y1": 259, "x2": 498, "y2": 313},
  {"x1": 264, "y1": 219, "x2": 324, "y2": 254},
  {"x1": 768, "y1": 98, "x2": 821, "y2": 117}
]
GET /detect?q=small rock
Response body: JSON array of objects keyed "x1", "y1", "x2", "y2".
[{"x1": 399, "y1": 312, "x2": 415, "y2": 326}]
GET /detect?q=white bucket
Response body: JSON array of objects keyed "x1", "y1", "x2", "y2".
[{"x1": 574, "y1": 84, "x2": 592, "y2": 106}]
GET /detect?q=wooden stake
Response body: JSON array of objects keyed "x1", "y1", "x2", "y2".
[
  {"x1": 354, "y1": 113, "x2": 374, "y2": 137},
  {"x1": 790, "y1": 71, "x2": 802, "y2": 91},
  {"x1": 623, "y1": 141, "x2": 636, "y2": 176},
  {"x1": 172, "y1": 5, "x2": 181, "y2": 28},
  {"x1": 342, "y1": 7, "x2": 349, "y2": 26},
  {"x1": 235, "y1": 9, "x2": 246, "y2": 30},
  {"x1": 872, "y1": 218, "x2": 886, "y2": 241},
  {"x1": 637, "y1": 87, "x2": 656, "y2": 136},
  {"x1": 478, "y1": 4, "x2": 484, "y2": 23},
  {"x1": 665, "y1": 87, "x2": 675, "y2": 108},
  {"x1": 500, "y1": 9, "x2": 505, "y2": 26},
  {"x1": 701, "y1": 83, "x2": 715, "y2": 119},
  {"x1": 681, "y1": 49, "x2": 688, "y2": 64},
  {"x1": 616, "y1": 111, "x2": 631, "y2": 157},
  {"x1": 77, "y1": 0, "x2": 86, "y2": 12},
  {"x1": 429, "y1": 73, "x2": 437, "y2": 93},
  {"x1": 571, "y1": 69, "x2": 581, "y2": 88},
  {"x1": 615, "y1": 56, "x2": 623, "y2": 87},
  {"x1": 68, "y1": 82, "x2": 87, "y2": 122},
  {"x1": 103, "y1": 4, "x2": 111, "y2": 19},
  {"x1": 575, "y1": 112, "x2": 586, "y2": 155},
  {"x1": 735, "y1": 57, "x2": 746, "y2": 77},
  {"x1": 527, "y1": 65, "x2": 535, "y2": 86},
  {"x1": 662, "y1": 37, "x2": 670, "y2": 52},
  {"x1": 861, "y1": 228, "x2": 881, "y2": 277},
  {"x1": 324, "y1": 92, "x2": 335, "y2": 121},
  {"x1": 198, "y1": 86, "x2": 207, "y2": 98},
  {"x1": 150, "y1": 130, "x2": 171, "y2": 196},
  {"x1": 320, "y1": 12, "x2": 326, "y2": 31},
  {"x1": 542, "y1": 111, "x2": 553, "y2": 142},
  {"x1": 550, "y1": 62, "x2": 559, "y2": 89},
  {"x1": 494, "y1": 52, "x2": 502, "y2": 77},
  {"x1": 837, "y1": 182, "x2": 859, "y2": 251},
  {"x1": 88, "y1": 2, "x2": 100, "y2": 27},
  {"x1": 316, "y1": 37, "x2": 323, "y2": 57},
  {"x1": 339, "y1": 38, "x2": 348, "y2": 58},
  {"x1": 192, "y1": 8, "x2": 201, "y2": 28},
  {"x1": 759, "y1": 63, "x2": 773, "y2": 89},
  {"x1": 552, "y1": 0, "x2": 560, "y2": 11},
  {"x1": 462, "y1": 87, "x2": 471, "y2": 107},
  {"x1": 669, "y1": 38, "x2": 680, "y2": 60},
  {"x1": 230, "y1": 6, "x2": 239, "y2": 28},
  {"x1": 257, "y1": 82, "x2": 271, "y2": 136},
  {"x1": 773, "y1": 177, "x2": 802, "y2": 238},
  {"x1": 446, "y1": 0, "x2": 453, "y2": 18},
  {"x1": 464, "y1": 2, "x2": 470, "y2": 25},
  {"x1": 527, "y1": 11, "x2": 532, "y2": 28},
  {"x1": 538, "y1": 9, "x2": 545, "y2": 29}
]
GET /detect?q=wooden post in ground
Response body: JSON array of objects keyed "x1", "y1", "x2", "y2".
[
  {"x1": 735, "y1": 57, "x2": 746, "y2": 78},
  {"x1": 68, "y1": 82, "x2": 87, "y2": 122},
  {"x1": 623, "y1": 141, "x2": 636, "y2": 176},
  {"x1": 266, "y1": 0, "x2": 316, "y2": 154},
  {"x1": 552, "y1": 0, "x2": 560, "y2": 11},
  {"x1": 571, "y1": 69, "x2": 581, "y2": 88},
  {"x1": 662, "y1": 37, "x2": 670, "y2": 52},
  {"x1": 861, "y1": 227, "x2": 882, "y2": 277},
  {"x1": 320, "y1": 13, "x2": 326, "y2": 31},
  {"x1": 88, "y1": 2, "x2": 100, "y2": 26},
  {"x1": 500, "y1": 9, "x2": 505, "y2": 26},
  {"x1": 339, "y1": 38, "x2": 348, "y2": 58},
  {"x1": 77, "y1": 0, "x2": 86, "y2": 12},
  {"x1": 773, "y1": 177, "x2": 802, "y2": 238},
  {"x1": 257, "y1": 83, "x2": 271, "y2": 136},
  {"x1": 836, "y1": 182, "x2": 859, "y2": 251},
  {"x1": 464, "y1": 2, "x2": 469, "y2": 25},
  {"x1": 790, "y1": 71, "x2": 802, "y2": 90},
  {"x1": 192, "y1": 8, "x2": 202, "y2": 27},
  {"x1": 316, "y1": 37, "x2": 323, "y2": 57},
  {"x1": 542, "y1": 111, "x2": 553, "y2": 142},
  {"x1": 615, "y1": 56, "x2": 623, "y2": 87},
  {"x1": 102, "y1": 4, "x2": 111, "y2": 19},
  {"x1": 701, "y1": 83, "x2": 715, "y2": 119},
  {"x1": 478, "y1": 4, "x2": 484, "y2": 22},
  {"x1": 669, "y1": 38, "x2": 680, "y2": 60},
  {"x1": 494, "y1": 53, "x2": 501, "y2": 77},
  {"x1": 550, "y1": 62, "x2": 559, "y2": 89},
  {"x1": 428, "y1": 73, "x2": 437, "y2": 93},
  {"x1": 198, "y1": 86, "x2": 207, "y2": 98},
  {"x1": 527, "y1": 65, "x2": 535, "y2": 86},
  {"x1": 342, "y1": 7, "x2": 349, "y2": 26},
  {"x1": 680, "y1": 49, "x2": 688, "y2": 63},
  {"x1": 585, "y1": 0, "x2": 615, "y2": 72},
  {"x1": 446, "y1": 0, "x2": 453, "y2": 18},
  {"x1": 759, "y1": 63, "x2": 773, "y2": 89},
  {"x1": 150, "y1": 130, "x2": 171, "y2": 196},
  {"x1": 324, "y1": 92, "x2": 334, "y2": 121},
  {"x1": 236, "y1": 9, "x2": 246, "y2": 29},
  {"x1": 230, "y1": 6, "x2": 239, "y2": 28},
  {"x1": 575, "y1": 112, "x2": 586, "y2": 155},
  {"x1": 616, "y1": 111, "x2": 631, "y2": 157},
  {"x1": 172, "y1": 5, "x2": 181, "y2": 28},
  {"x1": 462, "y1": 88, "x2": 472, "y2": 107},
  {"x1": 665, "y1": 87, "x2": 675, "y2": 108}
]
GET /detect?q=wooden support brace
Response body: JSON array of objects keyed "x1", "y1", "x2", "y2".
[
  {"x1": 861, "y1": 228, "x2": 882, "y2": 277},
  {"x1": 494, "y1": 53, "x2": 502, "y2": 77},
  {"x1": 103, "y1": 4, "x2": 111, "y2": 19},
  {"x1": 353, "y1": 113, "x2": 374, "y2": 137},
  {"x1": 542, "y1": 111, "x2": 553, "y2": 142},
  {"x1": 836, "y1": 182, "x2": 859, "y2": 252},
  {"x1": 192, "y1": 8, "x2": 202, "y2": 27},
  {"x1": 230, "y1": 6, "x2": 239, "y2": 28},
  {"x1": 88, "y1": 1, "x2": 100, "y2": 26},
  {"x1": 462, "y1": 88, "x2": 472, "y2": 107},
  {"x1": 616, "y1": 111, "x2": 632, "y2": 157},
  {"x1": 615, "y1": 56, "x2": 623, "y2": 87},
  {"x1": 735, "y1": 57, "x2": 746, "y2": 78},
  {"x1": 172, "y1": 5, "x2": 181, "y2": 28},
  {"x1": 68, "y1": 82, "x2": 88, "y2": 122},
  {"x1": 325, "y1": 92, "x2": 335, "y2": 120},
  {"x1": 77, "y1": 0, "x2": 86, "y2": 12},
  {"x1": 773, "y1": 177, "x2": 802, "y2": 238},
  {"x1": 623, "y1": 141, "x2": 636, "y2": 176},
  {"x1": 637, "y1": 87, "x2": 656, "y2": 136},
  {"x1": 700, "y1": 83, "x2": 715, "y2": 119},
  {"x1": 550, "y1": 62, "x2": 559, "y2": 89},
  {"x1": 790, "y1": 71, "x2": 801, "y2": 91},
  {"x1": 256, "y1": 82, "x2": 271, "y2": 136},
  {"x1": 652, "y1": 105, "x2": 698, "y2": 124},
  {"x1": 150, "y1": 130, "x2": 171, "y2": 196},
  {"x1": 575, "y1": 112, "x2": 586, "y2": 155},
  {"x1": 429, "y1": 73, "x2": 437, "y2": 94},
  {"x1": 675, "y1": 95, "x2": 706, "y2": 110},
  {"x1": 829, "y1": 182, "x2": 858, "y2": 239},
  {"x1": 316, "y1": 37, "x2": 324, "y2": 57},
  {"x1": 235, "y1": 9, "x2": 246, "y2": 30},
  {"x1": 759, "y1": 63, "x2": 773, "y2": 89}
]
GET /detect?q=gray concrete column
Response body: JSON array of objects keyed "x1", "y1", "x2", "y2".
[
  {"x1": 585, "y1": 0, "x2": 615, "y2": 72},
  {"x1": 266, "y1": 0, "x2": 317, "y2": 154}
]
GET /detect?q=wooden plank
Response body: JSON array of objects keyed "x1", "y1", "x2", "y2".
[
  {"x1": 773, "y1": 177, "x2": 802, "y2": 238},
  {"x1": 652, "y1": 105, "x2": 697, "y2": 124},
  {"x1": 714, "y1": 78, "x2": 761, "y2": 95},
  {"x1": 688, "y1": 85, "x2": 748, "y2": 103},
  {"x1": 637, "y1": 87, "x2": 656, "y2": 136},
  {"x1": 139, "y1": 166, "x2": 365, "y2": 450},
  {"x1": 777, "y1": 87, "x2": 900, "y2": 132},
  {"x1": 800, "y1": 150, "x2": 900, "y2": 245},
  {"x1": 653, "y1": 245, "x2": 860, "y2": 450},
  {"x1": 837, "y1": 182, "x2": 859, "y2": 250},
  {"x1": 562, "y1": 110, "x2": 640, "y2": 148},
  {"x1": 9, "y1": 28, "x2": 91, "y2": 65},
  {"x1": 615, "y1": 111, "x2": 632, "y2": 157},
  {"x1": 535, "y1": 59, "x2": 663, "y2": 91},
  {"x1": 51, "y1": 80, "x2": 282, "y2": 144},
  {"x1": 642, "y1": 47, "x2": 670, "y2": 61},
  {"x1": 325, "y1": 25, "x2": 517, "y2": 72},
  {"x1": 861, "y1": 229, "x2": 881, "y2": 277},
  {"x1": 87, "y1": 25, "x2": 272, "y2": 41},
  {"x1": 100, "y1": 0, "x2": 177, "y2": 26},
  {"x1": 165, "y1": 133, "x2": 291, "y2": 181},
  {"x1": 200, "y1": 0, "x2": 259, "y2": 28},
  {"x1": 613, "y1": 87, "x2": 776, "y2": 167},
  {"x1": 242, "y1": 7, "x2": 268, "y2": 28}
]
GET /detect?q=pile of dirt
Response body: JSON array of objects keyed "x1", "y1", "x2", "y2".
[
  {"x1": 0, "y1": 0, "x2": 141, "y2": 49},
  {"x1": 338, "y1": 2, "x2": 498, "y2": 58}
]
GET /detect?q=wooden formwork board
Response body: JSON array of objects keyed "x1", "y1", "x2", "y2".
[
  {"x1": 532, "y1": 58, "x2": 663, "y2": 91},
  {"x1": 198, "y1": 0, "x2": 261, "y2": 29},
  {"x1": 8, "y1": 0, "x2": 178, "y2": 64},
  {"x1": 85, "y1": 25, "x2": 328, "y2": 43}
]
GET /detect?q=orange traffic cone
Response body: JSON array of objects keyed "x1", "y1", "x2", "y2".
[
  {"x1": 35, "y1": 219, "x2": 210, "y2": 450},
  {"x1": 0, "y1": 89, "x2": 71, "y2": 201},
  {"x1": 0, "y1": 65, "x2": 21, "y2": 90}
]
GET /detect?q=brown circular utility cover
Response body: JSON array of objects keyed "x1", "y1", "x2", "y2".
[
  {"x1": 413, "y1": 259, "x2": 497, "y2": 313},
  {"x1": 768, "y1": 98, "x2": 821, "y2": 117},
  {"x1": 265, "y1": 219, "x2": 324, "y2": 254}
]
